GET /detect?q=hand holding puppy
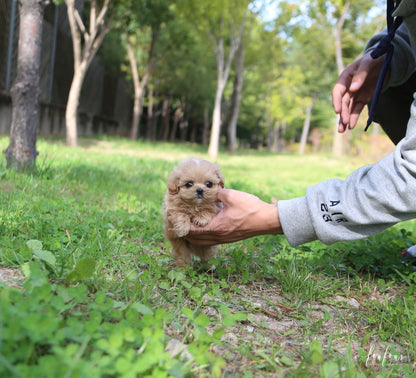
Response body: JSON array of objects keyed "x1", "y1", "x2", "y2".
[{"x1": 187, "y1": 189, "x2": 283, "y2": 246}]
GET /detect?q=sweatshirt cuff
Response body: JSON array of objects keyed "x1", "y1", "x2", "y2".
[{"x1": 277, "y1": 197, "x2": 317, "y2": 247}]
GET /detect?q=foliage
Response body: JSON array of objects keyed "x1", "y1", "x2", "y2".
[
  {"x1": 1, "y1": 137, "x2": 415, "y2": 376},
  {"x1": 0, "y1": 262, "x2": 189, "y2": 377},
  {"x1": 90, "y1": 0, "x2": 385, "y2": 149}
]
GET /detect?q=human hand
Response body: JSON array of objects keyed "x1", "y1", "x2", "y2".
[
  {"x1": 186, "y1": 188, "x2": 282, "y2": 246},
  {"x1": 332, "y1": 51, "x2": 386, "y2": 132}
]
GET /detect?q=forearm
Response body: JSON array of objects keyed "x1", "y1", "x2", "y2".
[{"x1": 279, "y1": 100, "x2": 416, "y2": 247}]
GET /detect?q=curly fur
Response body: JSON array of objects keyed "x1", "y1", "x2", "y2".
[{"x1": 163, "y1": 158, "x2": 224, "y2": 268}]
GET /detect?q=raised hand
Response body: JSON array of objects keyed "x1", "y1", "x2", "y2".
[{"x1": 332, "y1": 51, "x2": 386, "y2": 132}]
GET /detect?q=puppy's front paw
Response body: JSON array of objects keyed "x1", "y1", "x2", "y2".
[
  {"x1": 173, "y1": 222, "x2": 190, "y2": 238},
  {"x1": 192, "y1": 213, "x2": 212, "y2": 227}
]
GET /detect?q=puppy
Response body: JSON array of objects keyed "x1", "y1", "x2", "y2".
[{"x1": 163, "y1": 158, "x2": 224, "y2": 268}]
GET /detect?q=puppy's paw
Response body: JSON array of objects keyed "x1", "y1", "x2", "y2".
[
  {"x1": 192, "y1": 213, "x2": 212, "y2": 227},
  {"x1": 173, "y1": 222, "x2": 190, "y2": 238}
]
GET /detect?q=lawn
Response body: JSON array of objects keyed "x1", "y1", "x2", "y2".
[{"x1": 1, "y1": 136, "x2": 415, "y2": 377}]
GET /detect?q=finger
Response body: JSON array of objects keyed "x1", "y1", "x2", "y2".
[
  {"x1": 338, "y1": 118, "x2": 347, "y2": 133},
  {"x1": 348, "y1": 102, "x2": 366, "y2": 129},
  {"x1": 332, "y1": 60, "x2": 358, "y2": 113},
  {"x1": 340, "y1": 91, "x2": 352, "y2": 127},
  {"x1": 332, "y1": 82, "x2": 348, "y2": 114},
  {"x1": 216, "y1": 188, "x2": 233, "y2": 204}
]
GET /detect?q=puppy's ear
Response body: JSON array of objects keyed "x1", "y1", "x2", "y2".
[{"x1": 167, "y1": 170, "x2": 180, "y2": 195}]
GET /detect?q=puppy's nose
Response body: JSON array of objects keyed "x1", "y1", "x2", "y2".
[{"x1": 196, "y1": 187, "x2": 204, "y2": 197}]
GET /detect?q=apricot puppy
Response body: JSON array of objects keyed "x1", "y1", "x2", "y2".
[{"x1": 163, "y1": 158, "x2": 224, "y2": 268}]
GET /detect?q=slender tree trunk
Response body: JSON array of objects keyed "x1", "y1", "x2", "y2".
[
  {"x1": 299, "y1": 98, "x2": 315, "y2": 155},
  {"x1": 227, "y1": 43, "x2": 245, "y2": 152},
  {"x1": 170, "y1": 102, "x2": 184, "y2": 142},
  {"x1": 279, "y1": 122, "x2": 287, "y2": 152},
  {"x1": 127, "y1": 30, "x2": 158, "y2": 140},
  {"x1": 332, "y1": 0, "x2": 350, "y2": 157},
  {"x1": 160, "y1": 96, "x2": 171, "y2": 141},
  {"x1": 65, "y1": 0, "x2": 112, "y2": 147},
  {"x1": 207, "y1": 14, "x2": 246, "y2": 160},
  {"x1": 269, "y1": 122, "x2": 283, "y2": 153},
  {"x1": 126, "y1": 39, "x2": 142, "y2": 139},
  {"x1": 130, "y1": 90, "x2": 144, "y2": 140},
  {"x1": 208, "y1": 78, "x2": 225, "y2": 159},
  {"x1": 146, "y1": 86, "x2": 155, "y2": 140},
  {"x1": 179, "y1": 119, "x2": 188, "y2": 142},
  {"x1": 202, "y1": 106, "x2": 209, "y2": 146},
  {"x1": 267, "y1": 123, "x2": 272, "y2": 152},
  {"x1": 66, "y1": 64, "x2": 87, "y2": 147},
  {"x1": 190, "y1": 121, "x2": 197, "y2": 143},
  {"x1": 274, "y1": 125, "x2": 281, "y2": 152},
  {"x1": 5, "y1": 0, "x2": 46, "y2": 171}
]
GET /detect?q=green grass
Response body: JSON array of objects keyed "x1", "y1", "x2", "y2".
[{"x1": 1, "y1": 136, "x2": 416, "y2": 377}]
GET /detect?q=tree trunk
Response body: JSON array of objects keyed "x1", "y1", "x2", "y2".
[
  {"x1": 160, "y1": 97, "x2": 171, "y2": 141},
  {"x1": 189, "y1": 121, "x2": 197, "y2": 143},
  {"x1": 146, "y1": 86, "x2": 155, "y2": 140},
  {"x1": 207, "y1": 14, "x2": 246, "y2": 160},
  {"x1": 126, "y1": 39, "x2": 142, "y2": 139},
  {"x1": 202, "y1": 106, "x2": 209, "y2": 146},
  {"x1": 279, "y1": 122, "x2": 287, "y2": 152},
  {"x1": 5, "y1": 0, "x2": 46, "y2": 171},
  {"x1": 208, "y1": 79, "x2": 224, "y2": 159},
  {"x1": 130, "y1": 89, "x2": 144, "y2": 140},
  {"x1": 332, "y1": 0, "x2": 350, "y2": 157},
  {"x1": 226, "y1": 43, "x2": 245, "y2": 152},
  {"x1": 64, "y1": 0, "x2": 113, "y2": 147},
  {"x1": 298, "y1": 98, "x2": 315, "y2": 155},
  {"x1": 66, "y1": 64, "x2": 87, "y2": 147},
  {"x1": 170, "y1": 102, "x2": 184, "y2": 142},
  {"x1": 127, "y1": 30, "x2": 158, "y2": 140}
]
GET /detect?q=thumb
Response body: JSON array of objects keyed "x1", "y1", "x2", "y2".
[{"x1": 216, "y1": 188, "x2": 234, "y2": 205}]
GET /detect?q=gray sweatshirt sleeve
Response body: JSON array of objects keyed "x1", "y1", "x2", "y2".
[
  {"x1": 278, "y1": 6, "x2": 416, "y2": 247},
  {"x1": 364, "y1": 23, "x2": 416, "y2": 88},
  {"x1": 278, "y1": 98, "x2": 416, "y2": 247}
]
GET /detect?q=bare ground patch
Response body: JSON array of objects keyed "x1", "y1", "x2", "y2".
[
  {"x1": 0, "y1": 267, "x2": 25, "y2": 288},
  {"x1": 160, "y1": 278, "x2": 410, "y2": 376}
]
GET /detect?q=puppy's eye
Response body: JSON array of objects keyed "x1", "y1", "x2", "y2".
[
  {"x1": 185, "y1": 182, "x2": 193, "y2": 188},
  {"x1": 205, "y1": 181, "x2": 213, "y2": 188}
]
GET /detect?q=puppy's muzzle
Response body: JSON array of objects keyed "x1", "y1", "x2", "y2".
[{"x1": 195, "y1": 187, "x2": 204, "y2": 199}]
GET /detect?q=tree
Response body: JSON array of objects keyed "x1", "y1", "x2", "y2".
[
  {"x1": 298, "y1": 97, "x2": 316, "y2": 155},
  {"x1": 151, "y1": 7, "x2": 217, "y2": 143},
  {"x1": 65, "y1": 0, "x2": 114, "y2": 147},
  {"x1": 226, "y1": 43, "x2": 245, "y2": 152},
  {"x1": 179, "y1": 0, "x2": 248, "y2": 159},
  {"x1": 207, "y1": 3, "x2": 247, "y2": 159},
  {"x1": 126, "y1": 29, "x2": 157, "y2": 139},
  {"x1": 331, "y1": 0, "x2": 351, "y2": 157},
  {"x1": 287, "y1": 18, "x2": 336, "y2": 155},
  {"x1": 231, "y1": 2, "x2": 295, "y2": 150},
  {"x1": 123, "y1": 0, "x2": 173, "y2": 140},
  {"x1": 267, "y1": 65, "x2": 306, "y2": 150},
  {"x1": 4, "y1": 0, "x2": 47, "y2": 171},
  {"x1": 225, "y1": 1, "x2": 287, "y2": 152},
  {"x1": 304, "y1": 0, "x2": 376, "y2": 156}
]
